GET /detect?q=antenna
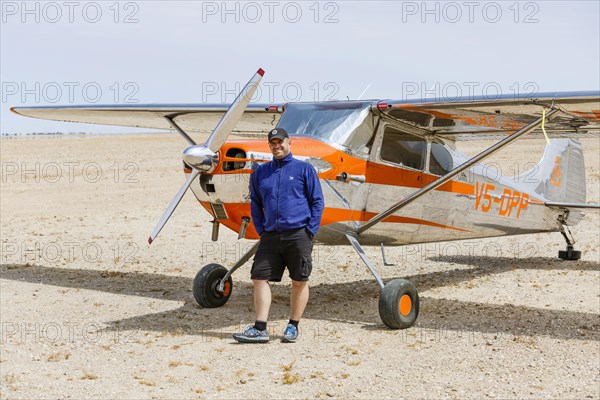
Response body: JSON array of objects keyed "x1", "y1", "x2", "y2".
[{"x1": 356, "y1": 83, "x2": 372, "y2": 100}]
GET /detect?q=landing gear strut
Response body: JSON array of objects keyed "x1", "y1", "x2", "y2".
[
  {"x1": 558, "y1": 221, "x2": 581, "y2": 261},
  {"x1": 346, "y1": 234, "x2": 419, "y2": 329}
]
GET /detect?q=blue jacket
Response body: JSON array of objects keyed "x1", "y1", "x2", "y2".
[{"x1": 250, "y1": 152, "x2": 324, "y2": 236}]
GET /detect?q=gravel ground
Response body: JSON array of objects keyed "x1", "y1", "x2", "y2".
[{"x1": 1, "y1": 133, "x2": 598, "y2": 399}]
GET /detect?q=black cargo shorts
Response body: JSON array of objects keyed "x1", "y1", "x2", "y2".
[{"x1": 251, "y1": 227, "x2": 314, "y2": 282}]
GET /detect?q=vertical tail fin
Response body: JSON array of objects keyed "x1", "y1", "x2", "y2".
[
  {"x1": 519, "y1": 138, "x2": 586, "y2": 203},
  {"x1": 518, "y1": 138, "x2": 587, "y2": 226}
]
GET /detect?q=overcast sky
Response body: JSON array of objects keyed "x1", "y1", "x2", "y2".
[{"x1": 2, "y1": 0, "x2": 599, "y2": 133}]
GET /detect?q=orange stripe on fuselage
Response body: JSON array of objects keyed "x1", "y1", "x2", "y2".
[
  {"x1": 321, "y1": 207, "x2": 469, "y2": 232},
  {"x1": 365, "y1": 161, "x2": 474, "y2": 195},
  {"x1": 199, "y1": 201, "x2": 469, "y2": 240},
  {"x1": 216, "y1": 138, "x2": 366, "y2": 179}
]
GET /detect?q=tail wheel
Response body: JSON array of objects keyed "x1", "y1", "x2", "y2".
[
  {"x1": 378, "y1": 279, "x2": 419, "y2": 329},
  {"x1": 193, "y1": 263, "x2": 233, "y2": 308},
  {"x1": 558, "y1": 248, "x2": 581, "y2": 261}
]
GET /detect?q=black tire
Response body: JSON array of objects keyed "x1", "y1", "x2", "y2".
[
  {"x1": 193, "y1": 263, "x2": 233, "y2": 308},
  {"x1": 378, "y1": 279, "x2": 419, "y2": 329},
  {"x1": 558, "y1": 249, "x2": 581, "y2": 261}
]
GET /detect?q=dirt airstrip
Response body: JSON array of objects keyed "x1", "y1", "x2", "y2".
[{"x1": 1, "y1": 133, "x2": 598, "y2": 399}]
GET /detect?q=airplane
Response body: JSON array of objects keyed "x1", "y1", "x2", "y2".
[{"x1": 11, "y1": 68, "x2": 600, "y2": 329}]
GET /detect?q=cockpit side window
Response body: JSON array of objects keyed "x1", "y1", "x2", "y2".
[
  {"x1": 380, "y1": 126, "x2": 426, "y2": 171},
  {"x1": 429, "y1": 141, "x2": 453, "y2": 175},
  {"x1": 223, "y1": 148, "x2": 247, "y2": 171}
]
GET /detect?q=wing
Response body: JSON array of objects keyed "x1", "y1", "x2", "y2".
[
  {"x1": 10, "y1": 103, "x2": 283, "y2": 135},
  {"x1": 11, "y1": 91, "x2": 599, "y2": 139},
  {"x1": 379, "y1": 91, "x2": 600, "y2": 140}
]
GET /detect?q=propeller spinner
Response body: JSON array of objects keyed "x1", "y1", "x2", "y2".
[{"x1": 148, "y1": 68, "x2": 265, "y2": 244}]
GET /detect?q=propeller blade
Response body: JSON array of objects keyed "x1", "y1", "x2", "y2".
[
  {"x1": 148, "y1": 169, "x2": 200, "y2": 244},
  {"x1": 150, "y1": 69, "x2": 264, "y2": 244},
  {"x1": 204, "y1": 68, "x2": 265, "y2": 152}
]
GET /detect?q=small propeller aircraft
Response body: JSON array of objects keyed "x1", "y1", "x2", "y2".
[{"x1": 11, "y1": 69, "x2": 600, "y2": 329}]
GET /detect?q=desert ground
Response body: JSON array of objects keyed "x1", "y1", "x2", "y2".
[{"x1": 1, "y1": 132, "x2": 598, "y2": 399}]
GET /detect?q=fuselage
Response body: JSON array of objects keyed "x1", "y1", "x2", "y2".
[{"x1": 188, "y1": 135, "x2": 568, "y2": 246}]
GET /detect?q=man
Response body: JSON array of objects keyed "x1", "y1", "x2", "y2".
[{"x1": 233, "y1": 127, "x2": 324, "y2": 343}]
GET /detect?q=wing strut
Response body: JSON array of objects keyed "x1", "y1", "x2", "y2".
[
  {"x1": 345, "y1": 234, "x2": 385, "y2": 289},
  {"x1": 358, "y1": 108, "x2": 560, "y2": 234},
  {"x1": 164, "y1": 116, "x2": 197, "y2": 146}
]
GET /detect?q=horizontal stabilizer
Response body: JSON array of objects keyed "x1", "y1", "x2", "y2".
[{"x1": 545, "y1": 202, "x2": 600, "y2": 210}]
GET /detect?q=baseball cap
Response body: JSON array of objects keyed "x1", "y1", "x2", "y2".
[{"x1": 267, "y1": 128, "x2": 289, "y2": 142}]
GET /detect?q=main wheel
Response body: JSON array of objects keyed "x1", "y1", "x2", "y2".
[
  {"x1": 378, "y1": 279, "x2": 419, "y2": 329},
  {"x1": 193, "y1": 263, "x2": 233, "y2": 308}
]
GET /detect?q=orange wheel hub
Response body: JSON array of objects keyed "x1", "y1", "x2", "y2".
[
  {"x1": 399, "y1": 294, "x2": 412, "y2": 316},
  {"x1": 222, "y1": 281, "x2": 231, "y2": 297}
]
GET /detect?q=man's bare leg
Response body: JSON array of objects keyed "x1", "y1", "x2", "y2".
[
  {"x1": 232, "y1": 279, "x2": 272, "y2": 342},
  {"x1": 290, "y1": 280, "x2": 309, "y2": 321},
  {"x1": 252, "y1": 279, "x2": 271, "y2": 323}
]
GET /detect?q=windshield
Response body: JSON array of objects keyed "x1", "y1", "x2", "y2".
[{"x1": 276, "y1": 102, "x2": 374, "y2": 151}]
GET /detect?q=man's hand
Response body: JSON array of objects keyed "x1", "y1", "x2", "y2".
[{"x1": 305, "y1": 228, "x2": 314, "y2": 240}]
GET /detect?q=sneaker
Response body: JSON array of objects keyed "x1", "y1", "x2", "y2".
[
  {"x1": 282, "y1": 324, "x2": 299, "y2": 343},
  {"x1": 232, "y1": 326, "x2": 269, "y2": 343}
]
